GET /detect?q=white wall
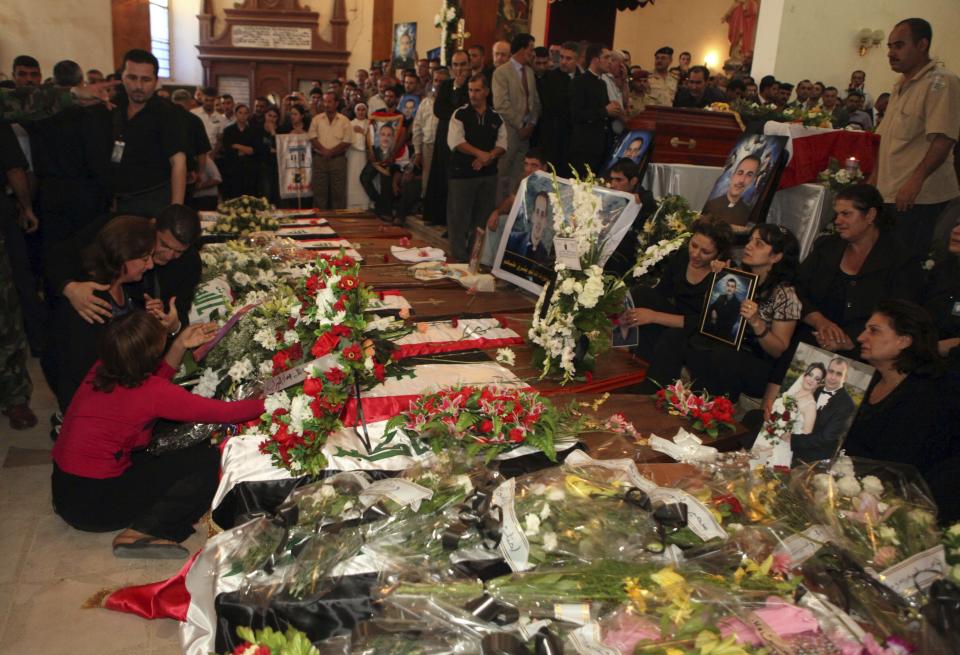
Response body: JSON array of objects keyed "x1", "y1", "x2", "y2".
[
  {"x1": 768, "y1": 0, "x2": 960, "y2": 97},
  {"x1": 0, "y1": 0, "x2": 114, "y2": 80},
  {"x1": 613, "y1": 0, "x2": 731, "y2": 72}
]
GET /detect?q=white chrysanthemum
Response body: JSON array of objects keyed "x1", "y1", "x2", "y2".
[
  {"x1": 496, "y1": 348, "x2": 516, "y2": 366},
  {"x1": 195, "y1": 367, "x2": 222, "y2": 398},
  {"x1": 283, "y1": 330, "x2": 300, "y2": 345},
  {"x1": 523, "y1": 514, "x2": 541, "y2": 536},
  {"x1": 264, "y1": 391, "x2": 291, "y2": 415},
  {"x1": 259, "y1": 360, "x2": 274, "y2": 377},
  {"x1": 542, "y1": 531, "x2": 558, "y2": 551},
  {"x1": 832, "y1": 455, "x2": 855, "y2": 478},
  {"x1": 836, "y1": 476, "x2": 861, "y2": 497},
  {"x1": 860, "y1": 475, "x2": 884, "y2": 496},
  {"x1": 288, "y1": 394, "x2": 312, "y2": 435},
  {"x1": 227, "y1": 358, "x2": 254, "y2": 381},
  {"x1": 254, "y1": 327, "x2": 278, "y2": 350}
]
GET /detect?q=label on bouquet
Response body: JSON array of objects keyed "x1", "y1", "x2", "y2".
[
  {"x1": 878, "y1": 545, "x2": 947, "y2": 596},
  {"x1": 568, "y1": 622, "x2": 618, "y2": 654},
  {"x1": 779, "y1": 524, "x2": 834, "y2": 565},
  {"x1": 262, "y1": 355, "x2": 335, "y2": 395},
  {"x1": 359, "y1": 479, "x2": 433, "y2": 512},
  {"x1": 492, "y1": 478, "x2": 533, "y2": 572},
  {"x1": 554, "y1": 604, "x2": 593, "y2": 627},
  {"x1": 553, "y1": 237, "x2": 582, "y2": 271},
  {"x1": 648, "y1": 488, "x2": 727, "y2": 542},
  {"x1": 564, "y1": 450, "x2": 657, "y2": 492}
]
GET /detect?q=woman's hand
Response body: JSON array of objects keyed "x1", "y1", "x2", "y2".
[
  {"x1": 812, "y1": 317, "x2": 851, "y2": 351},
  {"x1": 709, "y1": 259, "x2": 731, "y2": 273},
  {"x1": 176, "y1": 322, "x2": 219, "y2": 349},
  {"x1": 145, "y1": 294, "x2": 179, "y2": 334},
  {"x1": 620, "y1": 307, "x2": 659, "y2": 328}
]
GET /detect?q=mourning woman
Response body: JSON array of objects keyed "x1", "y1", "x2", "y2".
[
  {"x1": 53, "y1": 215, "x2": 156, "y2": 412},
  {"x1": 52, "y1": 311, "x2": 265, "y2": 558},
  {"x1": 684, "y1": 224, "x2": 802, "y2": 401},
  {"x1": 843, "y1": 300, "x2": 960, "y2": 520},
  {"x1": 795, "y1": 184, "x2": 922, "y2": 359},
  {"x1": 621, "y1": 217, "x2": 733, "y2": 390}
]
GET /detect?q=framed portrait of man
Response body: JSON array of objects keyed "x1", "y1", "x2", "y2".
[
  {"x1": 699, "y1": 268, "x2": 758, "y2": 348},
  {"x1": 366, "y1": 114, "x2": 405, "y2": 168},
  {"x1": 751, "y1": 342, "x2": 874, "y2": 468},
  {"x1": 603, "y1": 129, "x2": 654, "y2": 178},
  {"x1": 492, "y1": 171, "x2": 641, "y2": 295},
  {"x1": 399, "y1": 94, "x2": 421, "y2": 122},
  {"x1": 701, "y1": 134, "x2": 788, "y2": 229},
  {"x1": 392, "y1": 23, "x2": 418, "y2": 71}
]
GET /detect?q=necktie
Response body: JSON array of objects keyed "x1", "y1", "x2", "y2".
[{"x1": 520, "y1": 66, "x2": 530, "y2": 115}]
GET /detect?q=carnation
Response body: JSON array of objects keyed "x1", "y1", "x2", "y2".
[
  {"x1": 860, "y1": 475, "x2": 884, "y2": 496},
  {"x1": 523, "y1": 514, "x2": 541, "y2": 536},
  {"x1": 253, "y1": 327, "x2": 278, "y2": 350},
  {"x1": 227, "y1": 357, "x2": 254, "y2": 381},
  {"x1": 259, "y1": 360, "x2": 275, "y2": 377},
  {"x1": 195, "y1": 367, "x2": 222, "y2": 398},
  {"x1": 264, "y1": 391, "x2": 292, "y2": 415},
  {"x1": 283, "y1": 330, "x2": 300, "y2": 345},
  {"x1": 836, "y1": 475, "x2": 861, "y2": 497}
]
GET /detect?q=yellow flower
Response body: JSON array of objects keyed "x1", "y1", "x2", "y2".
[{"x1": 564, "y1": 474, "x2": 616, "y2": 498}]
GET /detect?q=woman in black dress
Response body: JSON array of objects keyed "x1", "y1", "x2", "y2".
[{"x1": 220, "y1": 104, "x2": 266, "y2": 199}]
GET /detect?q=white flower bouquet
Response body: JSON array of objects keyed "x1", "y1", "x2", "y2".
[{"x1": 213, "y1": 195, "x2": 279, "y2": 235}]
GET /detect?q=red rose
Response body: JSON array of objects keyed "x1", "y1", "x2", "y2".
[
  {"x1": 479, "y1": 419, "x2": 494, "y2": 433},
  {"x1": 325, "y1": 367, "x2": 346, "y2": 385},
  {"x1": 338, "y1": 276, "x2": 359, "y2": 290},
  {"x1": 336, "y1": 255, "x2": 356, "y2": 267},
  {"x1": 333, "y1": 297, "x2": 346, "y2": 312},
  {"x1": 373, "y1": 362, "x2": 386, "y2": 382},
  {"x1": 342, "y1": 343, "x2": 362, "y2": 361},
  {"x1": 302, "y1": 377, "x2": 324, "y2": 397},
  {"x1": 331, "y1": 325, "x2": 352, "y2": 337},
  {"x1": 508, "y1": 427, "x2": 524, "y2": 443},
  {"x1": 272, "y1": 350, "x2": 290, "y2": 373},
  {"x1": 310, "y1": 331, "x2": 341, "y2": 358},
  {"x1": 305, "y1": 275, "x2": 321, "y2": 294},
  {"x1": 781, "y1": 411, "x2": 791, "y2": 421}
]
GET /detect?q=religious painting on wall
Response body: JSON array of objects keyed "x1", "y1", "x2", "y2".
[
  {"x1": 392, "y1": 22, "x2": 418, "y2": 71},
  {"x1": 698, "y1": 267, "x2": 757, "y2": 348},
  {"x1": 492, "y1": 171, "x2": 641, "y2": 295},
  {"x1": 496, "y1": 0, "x2": 532, "y2": 42},
  {"x1": 603, "y1": 129, "x2": 654, "y2": 178},
  {"x1": 751, "y1": 342, "x2": 875, "y2": 468},
  {"x1": 701, "y1": 134, "x2": 788, "y2": 230}
]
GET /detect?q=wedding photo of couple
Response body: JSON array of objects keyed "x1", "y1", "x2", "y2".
[{"x1": 752, "y1": 343, "x2": 874, "y2": 467}]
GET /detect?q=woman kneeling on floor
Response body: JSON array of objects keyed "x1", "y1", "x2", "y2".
[{"x1": 51, "y1": 311, "x2": 265, "y2": 559}]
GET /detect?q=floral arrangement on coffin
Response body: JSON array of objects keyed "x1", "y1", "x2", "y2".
[
  {"x1": 224, "y1": 626, "x2": 319, "y2": 655},
  {"x1": 654, "y1": 379, "x2": 736, "y2": 439},
  {"x1": 528, "y1": 171, "x2": 628, "y2": 384},
  {"x1": 711, "y1": 99, "x2": 835, "y2": 128},
  {"x1": 248, "y1": 253, "x2": 410, "y2": 475},
  {"x1": 816, "y1": 156, "x2": 865, "y2": 191},
  {"x1": 631, "y1": 195, "x2": 699, "y2": 281},
  {"x1": 794, "y1": 455, "x2": 941, "y2": 569},
  {"x1": 199, "y1": 241, "x2": 281, "y2": 295},
  {"x1": 381, "y1": 385, "x2": 568, "y2": 463},
  {"x1": 213, "y1": 195, "x2": 279, "y2": 235}
]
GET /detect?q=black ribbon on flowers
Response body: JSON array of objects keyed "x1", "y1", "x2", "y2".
[
  {"x1": 441, "y1": 474, "x2": 504, "y2": 551},
  {"x1": 464, "y1": 593, "x2": 520, "y2": 626},
  {"x1": 652, "y1": 502, "x2": 688, "y2": 549},
  {"x1": 623, "y1": 487, "x2": 652, "y2": 511},
  {"x1": 478, "y1": 626, "x2": 564, "y2": 654}
]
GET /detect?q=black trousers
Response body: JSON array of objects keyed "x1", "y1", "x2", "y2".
[{"x1": 51, "y1": 442, "x2": 220, "y2": 543}]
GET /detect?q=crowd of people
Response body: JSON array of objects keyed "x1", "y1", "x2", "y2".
[{"x1": 0, "y1": 15, "x2": 958, "y2": 554}]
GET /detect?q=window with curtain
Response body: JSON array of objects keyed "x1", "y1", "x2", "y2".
[{"x1": 149, "y1": 0, "x2": 171, "y2": 78}]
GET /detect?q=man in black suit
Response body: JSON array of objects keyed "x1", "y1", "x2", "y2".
[
  {"x1": 568, "y1": 43, "x2": 623, "y2": 178},
  {"x1": 423, "y1": 50, "x2": 470, "y2": 226},
  {"x1": 793, "y1": 357, "x2": 857, "y2": 462},
  {"x1": 537, "y1": 41, "x2": 580, "y2": 177},
  {"x1": 706, "y1": 277, "x2": 742, "y2": 340}
]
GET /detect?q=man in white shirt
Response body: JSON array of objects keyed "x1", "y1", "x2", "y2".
[
  {"x1": 412, "y1": 68, "x2": 448, "y2": 198},
  {"x1": 190, "y1": 86, "x2": 226, "y2": 156}
]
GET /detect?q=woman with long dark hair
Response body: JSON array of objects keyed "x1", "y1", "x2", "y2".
[
  {"x1": 53, "y1": 215, "x2": 156, "y2": 411},
  {"x1": 52, "y1": 311, "x2": 265, "y2": 557},
  {"x1": 684, "y1": 223, "x2": 802, "y2": 401}
]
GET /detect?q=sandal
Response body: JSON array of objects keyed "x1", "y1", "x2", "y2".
[{"x1": 112, "y1": 536, "x2": 189, "y2": 560}]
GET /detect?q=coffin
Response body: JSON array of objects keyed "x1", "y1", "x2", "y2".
[{"x1": 629, "y1": 106, "x2": 744, "y2": 167}]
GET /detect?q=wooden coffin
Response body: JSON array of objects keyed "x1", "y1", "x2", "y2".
[{"x1": 629, "y1": 106, "x2": 744, "y2": 167}]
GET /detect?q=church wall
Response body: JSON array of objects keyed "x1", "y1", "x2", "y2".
[
  {"x1": 770, "y1": 0, "x2": 960, "y2": 98},
  {"x1": 612, "y1": 0, "x2": 732, "y2": 73},
  {"x1": 0, "y1": 0, "x2": 114, "y2": 80}
]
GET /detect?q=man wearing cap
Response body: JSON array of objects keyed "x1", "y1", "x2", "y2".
[
  {"x1": 649, "y1": 46, "x2": 678, "y2": 106},
  {"x1": 627, "y1": 67, "x2": 657, "y2": 117}
]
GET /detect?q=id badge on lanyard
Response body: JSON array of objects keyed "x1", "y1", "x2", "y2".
[{"x1": 111, "y1": 140, "x2": 125, "y2": 164}]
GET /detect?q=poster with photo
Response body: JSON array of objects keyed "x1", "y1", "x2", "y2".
[
  {"x1": 698, "y1": 268, "x2": 758, "y2": 348},
  {"x1": 702, "y1": 134, "x2": 788, "y2": 228},
  {"x1": 399, "y1": 93, "x2": 421, "y2": 121},
  {"x1": 392, "y1": 22, "x2": 418, "y2": 71},
  {"x1": 603, "y1": 129, "x2": 654, "y2": 177},
  {"x1": 492, "y1": 171, "x2": 641, "y2": 295},
  {"x1": 366, "y1": 114, "x2": 405, "y2": 165},
  {"x1": 751, "y1": 343, "x2": 875, "y2": 468}
]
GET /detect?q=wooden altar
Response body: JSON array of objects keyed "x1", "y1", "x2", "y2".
[
  {"x1": 197, "y1": 0, "x2": 350, "y2": 104},
  {"x1": 629, "y1": 106, "x2": 743, "y2": 167}
]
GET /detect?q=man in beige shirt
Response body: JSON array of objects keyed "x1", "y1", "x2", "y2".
[
  {"x1": 648, "y1": 46, "x2": 678, "y2": 106},
  {"x1": 308, "y1": 91, "x2": 352, "y2": 209},
  {"x1": 871, "y1": 18, "x2": 960, "y2": 257}
]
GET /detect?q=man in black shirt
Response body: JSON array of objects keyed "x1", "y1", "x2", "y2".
[
  {"x1": 446, "y1": 74, "x2": 507, "y2": 262},
  {"x1": 673, "y1": 66, "x2": 727, "y2": 109},
  {"x1": 569, "y1": 43, "x2": 620, "y2": 177},
  {"x1": 107, "y1": 49, "x2": 187, "y2": 217},
  {"x1": 603, "y1": 158, "x2": 657, "y2": 277},
  {"x1": 171, "y1": 89, "x2": 212, "y2": 206},
  {"x1": 538, "y1": 41, "x2": 580, "y2": 177}
]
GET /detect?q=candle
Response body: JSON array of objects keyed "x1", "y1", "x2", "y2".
[{"x1": 845, "y1": 157, "x2": 860, "y2": 175}]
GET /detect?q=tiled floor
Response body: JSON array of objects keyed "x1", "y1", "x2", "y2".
[{"x1": 0, "y1": 358, "x2": 202, "y2": 654}]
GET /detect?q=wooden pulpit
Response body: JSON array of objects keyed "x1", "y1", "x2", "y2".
[{"x1": 628, "y1": 107, "x2": 744, "y2": 167}]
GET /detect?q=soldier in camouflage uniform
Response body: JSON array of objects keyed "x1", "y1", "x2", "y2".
[
  {"x1": 0, "y1": 223, "x2": 35, "y2": 429},
  {"x1": 0, "y1": 82, "x2": 115, "y2": 123}
]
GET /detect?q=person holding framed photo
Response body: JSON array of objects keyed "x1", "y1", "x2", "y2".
[{"x1": 686, "y1": 225, "x2": 802, "y2": 402}]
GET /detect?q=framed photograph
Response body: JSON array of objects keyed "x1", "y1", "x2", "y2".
[
  {"x1": 701, "y1": 134, "x2": 788, "y2": 228},
  {"x1": 492, "y1": 171, "x2": 642, "y2": 295},
  {"x1": 392, "y1": 22, "x2": 418, "y2": 71},
  {"x1": 698, "y1": 268, "x2": 758, "y2": 348},
  {"x1": 367, "y1": 113, "x2": 405, "y2": 164},
  {"x1": 399, "y1": 93, "x2": 421, "y2": 122},
  {"x1": 751, "y1": 343, "x2": 875, "y2": 467},
  {"x1": 612, "y1": 293, "x2": 639, "y2": 349},
  {"x1": 603, "y1": 129, "x2": 654, "y2": 178}
]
